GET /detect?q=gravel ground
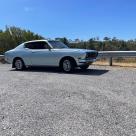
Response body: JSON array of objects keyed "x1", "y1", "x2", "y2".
[{"x1": 0, "y1": 64, "x2": 136, "y2": 136}]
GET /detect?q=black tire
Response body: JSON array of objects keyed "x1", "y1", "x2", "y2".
[
  {"x1": 14, "y1": 58, "x2": 25, "y2": 70},
  {"x1": 60, "y1": 58, "x2": 75, "y2": 73},
  {"x1": 80, "y1": 65, "x2": 89, "y2": 70}
]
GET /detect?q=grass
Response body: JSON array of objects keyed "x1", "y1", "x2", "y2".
[{"x1": 94, "y1": 58, "x2": 136, "y2": 68}]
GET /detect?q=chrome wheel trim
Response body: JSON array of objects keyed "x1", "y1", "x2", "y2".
[
  {"x1": 15, "y1": 60, "x2": 23, "y2": 70},
  {"x1": 63, "y1": 60, "x2": 71, "y2": 72}
]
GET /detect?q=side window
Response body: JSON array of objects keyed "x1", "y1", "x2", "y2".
[
  {"x1": 33, "y1": 42, "x2": 45, "y2": 49},
  {"x1": 43, "y1": 42, "x2": 50, "y2": 49},
  {"x1": 25, "y1": 43, "x2": 33, "y2": 49},
  {"x1": 25, "y1": 42, "x2": 50, "y2": 49}
]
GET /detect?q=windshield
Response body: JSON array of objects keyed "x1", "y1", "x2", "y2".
[{"x1": 49, "y1": 41, "x2": 69, "y2": 49}]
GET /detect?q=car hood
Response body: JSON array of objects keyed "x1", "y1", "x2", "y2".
[{"x1": 53, "y1": 48, "x2": 97, "y2": 53}]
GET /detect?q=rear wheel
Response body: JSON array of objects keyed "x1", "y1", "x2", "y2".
[
  {"x1": 80, "y1": 65, "x2": 89, "y2": 70},
  {"x1": 14, "y1": 58, "x2": 25, "y2": 70},
  {"x1": 61, "y1": 58, "x2": 75, "y2": 73}
]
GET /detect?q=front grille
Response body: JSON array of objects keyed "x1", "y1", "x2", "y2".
[{"x1": 86, "y1": 52, "x2": 98, "y2": 59}]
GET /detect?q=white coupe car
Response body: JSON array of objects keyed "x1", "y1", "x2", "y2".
[{"x1": 5, "y1": 40, "x2": 98, "y2": 72}]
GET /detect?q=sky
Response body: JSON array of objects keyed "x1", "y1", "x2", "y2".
[{"x1": 0, "y1": 0, "x2": 136, "y2": 40}]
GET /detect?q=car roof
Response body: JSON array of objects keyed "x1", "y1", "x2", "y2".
[{"x1": 24, "y1": 39, "x2": 48, "y2": 44}]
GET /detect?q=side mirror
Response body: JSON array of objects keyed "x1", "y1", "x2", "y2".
[
  {"x1": 48, "y1": 48, "x2": 52, "y2": 51},
  {"x1": 48, "y1": 46, "x2": 52, "y2": 51}
]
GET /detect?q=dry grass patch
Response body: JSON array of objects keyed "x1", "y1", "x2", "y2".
[{"x1": 94, "y1": 58, "x2": 136, "y2": 68}]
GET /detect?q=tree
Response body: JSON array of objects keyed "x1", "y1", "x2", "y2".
[
  {"x1": 103, "y1": 37, "x2": 111, "y2": 41},
  {"x1": 0, "y1": 26, "x2": 136, "y2": 54},
  {"x1": 0, "y1": 26, "x2": 44, "y2": 54}
]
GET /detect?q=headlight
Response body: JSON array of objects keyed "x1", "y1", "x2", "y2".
[
  {"x1": 78, "y1": 53, "x2": 86, "y2": 60},
  {"x1": 85, "y1": 52, "x2": 98, "y2": 59}
]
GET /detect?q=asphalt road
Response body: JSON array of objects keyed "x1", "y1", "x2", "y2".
[{"x1": 0, "y1": 64, "x2": 136, "y2": 136}]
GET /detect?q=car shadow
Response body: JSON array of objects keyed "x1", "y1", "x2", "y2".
[
  {"x1": 74, "y1": 68, "x2": 109, "y2": 76},
  {"x1": 10, "y1": 67, "x2": 109, "y2": 76}
]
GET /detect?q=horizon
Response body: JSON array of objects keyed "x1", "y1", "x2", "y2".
[{"x1": 1, "y1": 0, "x2": 136, "y2": 40}]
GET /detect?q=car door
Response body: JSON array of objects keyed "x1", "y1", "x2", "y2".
[{"x1": 25, "y1": 41, "x2": 53, "y2": 66}]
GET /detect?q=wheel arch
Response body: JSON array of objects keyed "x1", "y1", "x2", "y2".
[
  {"x1": 59, "y1": 56, "x2": 77, "y2": 68},
  {"x1": 12, "y1": 57, "x2": 25, "y2": 68}
]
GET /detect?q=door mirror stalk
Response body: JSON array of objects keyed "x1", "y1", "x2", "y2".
[{"x1": 49, "y1": 48, "x2": 52, "y2": 51}]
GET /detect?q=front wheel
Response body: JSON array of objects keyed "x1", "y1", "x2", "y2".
[
  {"x1": 80, "y1": 65, "x2": 89, "y2": 70},
  {"x1": 61, "y1": 59, "x2": 75, "y2": 73},
  {"x1": 14, "y1": 59, "x2": 25, "y2": 70}
]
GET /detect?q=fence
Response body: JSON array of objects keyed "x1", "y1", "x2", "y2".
[
  {"x1": 98, "y1": 51, "x2": 136, "y2": 66},
  {"x1": 0, "y1": 51, "x2": 136, "y2": 66}
]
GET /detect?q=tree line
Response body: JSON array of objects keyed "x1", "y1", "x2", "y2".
[
  {"x1": 0, "y1": 26, "x2": 136, "y2": 54},
  {"x1": 0, "y1": 26, "x2": 43, "y2": 54},
  {"x1": 70, "y1": 37, "x2": 136, "y2": 51}
]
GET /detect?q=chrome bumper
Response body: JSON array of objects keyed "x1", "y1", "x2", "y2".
[{"x1": 78, "y1": 58, "x2": 96, "y2": 63}]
